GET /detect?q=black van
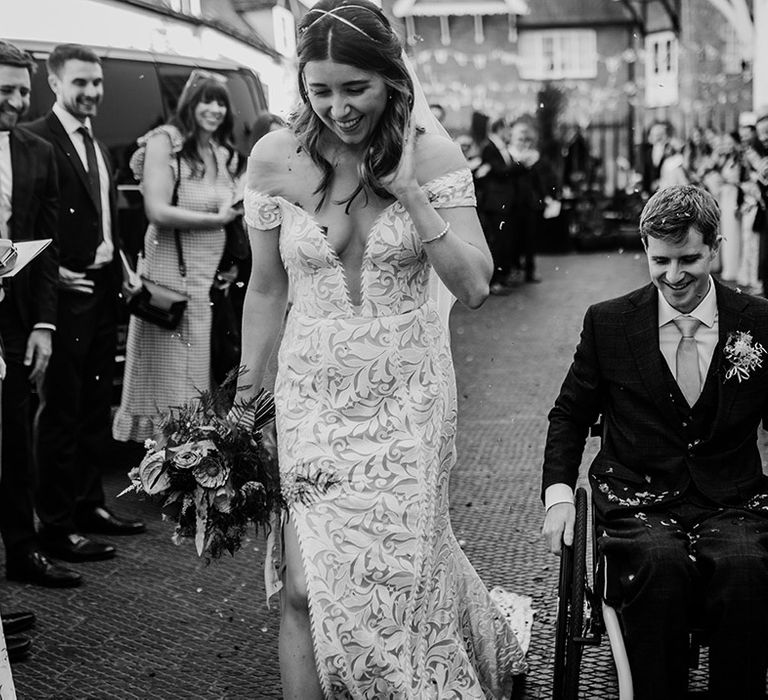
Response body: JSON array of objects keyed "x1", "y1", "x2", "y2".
[
  {"x1": 15, "y1": 41, "x2": 269, "y2": 393},
  {"x1": 18, "y1": 41, "x2": 269, "y2": 257}
]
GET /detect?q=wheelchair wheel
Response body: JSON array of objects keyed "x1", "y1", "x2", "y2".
[{"x1": 553, "y1": 487, "x2": 589, "y2": 700}]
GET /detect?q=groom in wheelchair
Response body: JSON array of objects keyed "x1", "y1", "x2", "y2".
[{"x1": 542, "y1": 184, "x2": 768, "y2": 699}]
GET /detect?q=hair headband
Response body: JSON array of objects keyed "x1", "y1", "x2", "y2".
[{"x1": 302, "y1": 5, "x2": 386, "y2": 41}]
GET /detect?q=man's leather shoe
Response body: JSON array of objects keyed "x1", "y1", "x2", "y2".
[
  {"x1": 6, "y1": 635, "x2": 31, "y2": 663},
  {"x1": 6, "y1": 550, "x2": 82, "y2": 588},
  {"x1": 2, "y1": 611, "x2": 36, "y2": 636},
  {"x1": 39, "y1": 531, "x2": 116, "y2": 563},
  {"x1": 75, "y1": 507, "x2": 146, "y2": 536}
]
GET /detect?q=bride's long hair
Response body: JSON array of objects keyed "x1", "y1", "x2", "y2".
[{"x1": 292, "y1": 0, "x2": 414, "y2": 211}]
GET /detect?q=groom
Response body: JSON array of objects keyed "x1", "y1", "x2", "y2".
[{"x1": 542, "y1": 185, "x2": 768, "y2": 699}]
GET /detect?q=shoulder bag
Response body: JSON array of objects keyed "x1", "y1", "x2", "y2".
[{"x1": 127, "y1": 154, "x2": 190, "y2": 330}]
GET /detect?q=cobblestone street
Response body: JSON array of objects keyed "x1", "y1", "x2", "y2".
[{"x1": 5, "y1": 249, "x2": 761, "y2": 699}]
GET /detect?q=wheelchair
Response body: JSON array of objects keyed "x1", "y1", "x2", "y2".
[
  {"x1": 552, "y1": 425, "x2": 712, "y2": 699},
  {"x1": 552, "y1": 491, "x2": 712, "y2": 699}
]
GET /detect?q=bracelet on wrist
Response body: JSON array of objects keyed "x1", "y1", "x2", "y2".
[{"x1": 421, "y1": 220, "x2": 450, "y2": 245}]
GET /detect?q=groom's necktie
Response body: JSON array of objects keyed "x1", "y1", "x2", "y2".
[{"x1": 673, "y1": 316, "x2": 702, "y2": 407}]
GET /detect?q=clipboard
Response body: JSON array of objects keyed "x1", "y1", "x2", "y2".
[{"x1": 0, "y1": 239, "x2": 53, "y2": 278}]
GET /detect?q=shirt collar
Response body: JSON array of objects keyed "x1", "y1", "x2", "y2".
[
  {"x1": 489, "y1": 134, "x2": 507, "y2": 152},
  {"x1": 657, "y1": 276, "x2": 717, "y2": 328},
  {"x1": 52, "y1": 103, "x2": 92, "y2": 137},
  {"x1": 0, "y1": 131, "x2": 9, "y2": 147}
]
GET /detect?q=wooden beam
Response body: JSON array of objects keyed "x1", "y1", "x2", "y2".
[{"x1": 658, "y1": 0, "x2": 680, "y2": 32}]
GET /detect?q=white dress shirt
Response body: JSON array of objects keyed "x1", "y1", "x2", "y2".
[
  {"x1": 0, "y1": 131, "x2": 11, "y2": 238},
  {"x1": 544, "y1": 278, "x2": 719, "y2": 511},
  {"x1": 52, "y1": 103, "x2": 113, "y2": 267}
]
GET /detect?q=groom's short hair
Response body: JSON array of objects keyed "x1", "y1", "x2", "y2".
[{"x1": 639, "y1": 185, "x2": 720, "y2": 247}]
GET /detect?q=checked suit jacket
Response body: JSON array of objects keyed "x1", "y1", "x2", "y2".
[
  {"x1": 542, "y1": 281, "x2": 768, "y2": 519},
  {"x1": 4, "y1": 127, "x2": 59, "y2": 332}
]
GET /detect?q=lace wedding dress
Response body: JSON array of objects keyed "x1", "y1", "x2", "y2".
[{"x1": 245, "y1": 166, "x2": 529, "y2": 699}]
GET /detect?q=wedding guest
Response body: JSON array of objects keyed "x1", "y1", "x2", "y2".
[
  {"x1": 234, "y1": 1, "x2": 529, "y2": 696},
  {"x1": 712, "y1": 131, "x2": 745, "y2": 281},
  {"x1": 543, "y1": 185, "x2": 768, "y2": 699},
  {"x1": 640, "y1": 120, "x2": 673, "y2": 195},
  {"x1": 657, "y1": 137, "x2": 689, "y2": 190},
  {"x1": 508, "y1": 119, "x2": 547, "y2": 283},
  {"x1": 24, "y1": 44, "x2": 145, "y2": 565},
  {"x1": 112, "y1": 70, "x2": 242, "y2": 442},
  {"x1": 683, "y1": 126, "x2": 712, "y2": 185},
  {"x1": 479, "y1": 117, "x2": 516, "y2": 293},
  {"x1": 747, "y1": 114, "x2": 768, "y2": 294},
  {"x1": 0, "y1": 41, "x2": 72, "y2": 677},
  {"x1": 0, "y1": 42, "x2": 81, "y2": 591}
]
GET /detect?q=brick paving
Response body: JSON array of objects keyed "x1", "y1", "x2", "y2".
[{"x1": 3, "y1": 250, "x2": 765, "y2": 699}]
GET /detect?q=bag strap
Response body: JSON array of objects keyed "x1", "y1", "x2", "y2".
[{"x1": 172, "y1": 153, "x2": 186, "y2": 278}]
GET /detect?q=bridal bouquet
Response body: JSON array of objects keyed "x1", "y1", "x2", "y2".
[{"x1": 120, "y1": 371, "x2": 280, "y2": 560}]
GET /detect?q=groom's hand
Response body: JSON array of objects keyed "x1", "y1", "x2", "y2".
[{"x1": 542, "y1": 502, "x2": 576, "y2": 555}]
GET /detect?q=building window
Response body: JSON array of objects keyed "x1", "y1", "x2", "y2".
[
  {"x1": 439, "y1": 16, "x2": 450, "y2": 46},
  {"x1": 272, "y1": 5, "x2": 297, "y2": 57},
  {"x1": 167, "y1": 0, "x2": 200, "y2": 16},
  {"x1": 518, "y1": 30, "x2": 597, "y2": 80},
  {"x1": 644, "y1": 30, "x2": 678, "y2": 108}
]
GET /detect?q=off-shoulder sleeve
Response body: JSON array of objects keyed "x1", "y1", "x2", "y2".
[
  {"x1": 424, "y1": 167, "x2": 476, "y2": 209},
  {"x1": 244, "y1": 188, "x2": 282, "y2": 230},
  {"x1": 129, "y1": 124, "x2": 184, "y2": 182}
]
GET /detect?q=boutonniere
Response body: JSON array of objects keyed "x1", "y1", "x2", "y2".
[{"x1": 723, "y1": 331, "x2": 766, "y2": 382}]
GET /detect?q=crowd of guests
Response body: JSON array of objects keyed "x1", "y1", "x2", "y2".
[
  {"x1": 0, "y1": 38, "x2": 272, "y2": 667},
  {"x1": 449, "y1": 111, "x2": 559, "y2": 294},
  {"x1": 640, "y1": 115, "x2": 768, "y2": 294}
]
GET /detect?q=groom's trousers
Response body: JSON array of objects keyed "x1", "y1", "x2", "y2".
[{"x1": 597, "y1": 489, "x2": 768, "y2": 700}]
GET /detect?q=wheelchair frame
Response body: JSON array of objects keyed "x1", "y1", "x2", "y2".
[{"x1": 552, "y1": 487, "x2": 710, "y2": 700}]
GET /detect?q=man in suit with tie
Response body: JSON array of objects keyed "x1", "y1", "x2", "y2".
[
  {"x1": 479, "y1": 118, "x2": 516, "y2": 294},
  {"x1": 0, "y1": 41, "x2": 82, "y2": 592},
  {"x1": 23, "y1": 44, "x2": 144, "y2": 567},
  {"x1": 542, "y1": 185, "x2": 768, "y2": 699}
]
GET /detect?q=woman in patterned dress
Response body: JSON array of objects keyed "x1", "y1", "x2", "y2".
[
  {"x1": 235, "y1": 1, "x2": 529, "y2": 697},
  {"x1": 113, "y1": 73, "x2": 242, "y2": 443}
]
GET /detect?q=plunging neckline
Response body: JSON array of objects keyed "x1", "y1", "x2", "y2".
[{"x1": 276, "y1": 168, "x2": 464, "y2": 310}]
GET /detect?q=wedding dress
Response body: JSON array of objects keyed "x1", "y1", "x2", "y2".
[{"x1": 245, "y1": 162, "x2": 529, "y2": 698}]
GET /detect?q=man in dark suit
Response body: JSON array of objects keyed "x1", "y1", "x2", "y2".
[
  {"x1": 639, "y1": 120, "x2": 673, "y2": 196},
  {"x1": 23, "y1": 44, "x2": 144, "y2": 566},
  {"x1": 542, "y1": 185, "x2": 768, "y2": 699},
  {"x1": 479, "y1": 118, "x2": 515, "y2": 294},
  {"x1": 508, "y1": 119, "x2": 548, "y2": 283},
  {"x1": 0, "y1": 41, "x2": 81, "y2": 593}
]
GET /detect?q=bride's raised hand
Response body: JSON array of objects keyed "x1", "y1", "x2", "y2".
[{"x1": 380, "y1": 118, "x2": 419, "y2": 201}]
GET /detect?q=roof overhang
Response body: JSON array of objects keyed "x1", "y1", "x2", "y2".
[{"x1": 392, "y1": 0, "x2": 529, "y2": 17}]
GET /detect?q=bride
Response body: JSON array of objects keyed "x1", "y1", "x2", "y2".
[{"x1": 234, "y1": 1, "x2": 529, "y2": 696}]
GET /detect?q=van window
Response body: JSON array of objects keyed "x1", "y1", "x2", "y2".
[
  {"x1": 156, "y1": 64, "x2": 265, "y2": 160},
  {"x1": 98, "y1": 59, "x2": 165, "y2": 184}
]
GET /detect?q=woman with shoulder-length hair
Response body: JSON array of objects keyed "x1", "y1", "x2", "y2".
[
  {"x1": 113, "y1": 71, "x2": 243, "y2": 443},
  {"x1": 232, "y1": 1, "x2": 530, "y2": 697}
]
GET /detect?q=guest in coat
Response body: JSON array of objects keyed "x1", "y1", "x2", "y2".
[
  {"x1": 542, "y1": 184, "x2": 768, "y2": 699},
  {"x1": 0, "y1": 41, "x2": 82, "y2": 590},
  {"x1": 23, "y1": 44, "x2": 145, "y2": 569}
]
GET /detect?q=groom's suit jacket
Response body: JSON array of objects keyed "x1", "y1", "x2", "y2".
[{"x1": 542, "y1": 281, "x2": 768, "y2": 519}]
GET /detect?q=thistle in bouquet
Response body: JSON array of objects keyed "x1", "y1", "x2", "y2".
[{"x1": 121, "y1": 369, "x2": 280, "y2": 560}]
